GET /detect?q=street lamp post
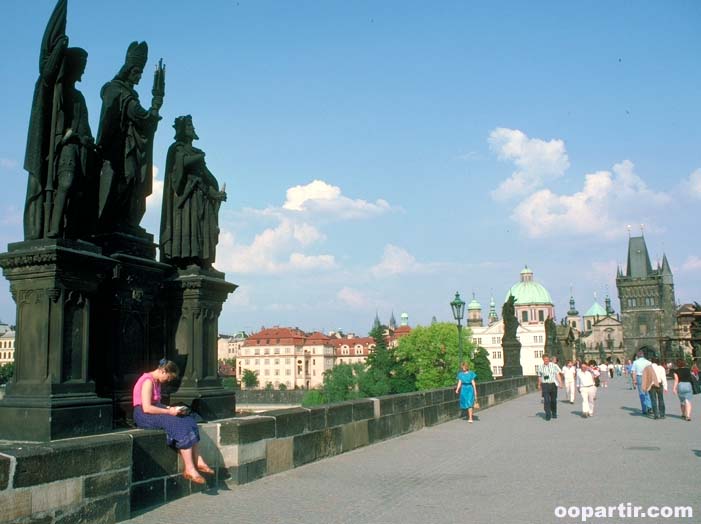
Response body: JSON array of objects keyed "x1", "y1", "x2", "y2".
[{"x1": 450, "y1": 291, "x2": 466, "y2": 369}]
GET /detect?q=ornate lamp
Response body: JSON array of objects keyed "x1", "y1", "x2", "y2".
[{"x1": 450, "y1": 291, "x2": 466, "y2": 368}]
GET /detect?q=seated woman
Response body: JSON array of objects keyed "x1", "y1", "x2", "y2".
[{"x1": 133, "y1": 359, "x2": 213, "y2": 484}]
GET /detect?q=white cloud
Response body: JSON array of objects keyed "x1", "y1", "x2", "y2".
[
  {"x1": 0, "y1": 158, "x2": 18, "y2": 171},
  {"x1": 370, "y1": 244, "x2": 437, "y2": 277},
  {"x1": 489, "y1": 128, "x2": 570, "y2": 200},
  {"x1": 681, "y1": 256, "x2": 701, "y2": 272},
  {"x1": 282, "y1": 179, "x2": 391, "y2": 219},
  {"x1": 144, "y1": 165, "x2": 163, "y2": 237},
  {"x1": 512, "y1": 160, "x2": 671, "y2": 239},
  {"x1": 216, "y1": 220, "x2": 335, "y2": 274},
  {"x1": 680, "y1": 169, "x2": 701, "y2": 199},
  {"x1": 337, "y1": 287, "x2": 370, "y2": 309}
]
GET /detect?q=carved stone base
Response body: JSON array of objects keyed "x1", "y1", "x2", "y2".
[
  {"x1": 164, "y1": 267, "x2": 237, "y2": 421},
  {"x1": 90, "y1": 253, "x2": 172, "y2": 426},
  {"x1": 501, "y1": 340, "x2": 524, "y2": 378},
  {"x1": 0, "y1": 239, "x2": 115, "y2": 441}
]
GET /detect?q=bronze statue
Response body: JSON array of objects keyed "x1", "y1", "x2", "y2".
[
  {"x1": 23, "y1": 0, "x2": 95, "y2": 240},
  {"x1": 502, "y1": 294, "x2": 518, "y2": 340},
  {"x1": 160, "y1": 115, "x2": 226, "y2": 269},
  {"x1": 96, "y1": 41, "x2": 165, "y2": 234}
]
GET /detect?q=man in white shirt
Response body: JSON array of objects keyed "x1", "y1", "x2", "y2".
[
  {"x1": 576, "y1": 361, "x2": 597, "y2": 417},
  {"x1": 649, "y1": 357, "x2": 668, "y2": 419},
  {"x1": 537, "y1": 355, "x2": 563, "y2": 421},
  {"x1": 631, "y1": 351, "x2": 652, "y2": 414},
  {"x1": 562, "y1": 360, "x2": 576, "y2": 404}
]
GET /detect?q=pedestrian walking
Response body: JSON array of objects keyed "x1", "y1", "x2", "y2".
[
  {"x1": 649, "y1": 357, "x2": 667, "y2": 419},
  {"x1": 562, "y1": 360, "x2": 576, "y2": 404},
  {"x1": 576, "y1": 361, "x2": 597, "y2": 417},
  {"x1": 455, "y1": 362, "x2": 478, "y2": 423},
  {"x1": 631, "y1": 351, "x2": 652, "y2": 414},
  {"x1": 537, "y1": 355, "x2": 563, "y2": 421},
  {"x1": 599, "y1": 362, "x2": 609, "y2": 388},
  {"x1": 672, "y1": 359, "x2": 694, "y2": 421}
]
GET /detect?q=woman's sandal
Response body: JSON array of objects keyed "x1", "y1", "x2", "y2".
[
  {"x1": 197, "y1": 464, "x2": 215, "y2": 475},
  {"x1": 183, "y1": 472, "x2": 206, "y2": 484}
]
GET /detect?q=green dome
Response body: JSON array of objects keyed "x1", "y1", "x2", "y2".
[
  {"x1": 504, "y1": 267, "x2": 552, "y2": 305},
  {"x1": 584, "y1": 302, "x2": 606, "y2": 317},
  {"x1": 468, "y1": 298, "x2": 481, "y2": 310}
]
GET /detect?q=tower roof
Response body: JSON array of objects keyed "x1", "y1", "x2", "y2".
[
  {"x1": 626, "y1": 235, "x2": 653, "y2": 278},
  {"x1": 468, "y1": 293, "x2": 481, "y2": 310},
  {"x1": 584, "y1": 301, "x2": 607, "y2": 317}
]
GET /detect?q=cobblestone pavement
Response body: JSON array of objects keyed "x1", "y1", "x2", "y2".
[{"x1": 127, "y1": 377, "x2": 700, "y2": 524}]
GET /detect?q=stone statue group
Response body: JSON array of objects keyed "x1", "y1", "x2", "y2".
[{"x1": 24, "y1": 0, "x2": 226, "y2": 270}]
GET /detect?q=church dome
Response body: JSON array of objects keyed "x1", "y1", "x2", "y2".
[
  {"x1": 504, "y1": 266, "x2": 553, "y2": 306},
  {"x1": 467, "y1": 295, "x2": 481, "y2": 310}
]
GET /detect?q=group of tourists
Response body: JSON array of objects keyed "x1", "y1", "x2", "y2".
[{"x1": 536, "y1": 352, "x2": 699, "y2": 421}]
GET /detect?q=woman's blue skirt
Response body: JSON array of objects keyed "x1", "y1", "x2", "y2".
[{"x1": 133, "y1": 404, "x2": 200, "y2": 450}]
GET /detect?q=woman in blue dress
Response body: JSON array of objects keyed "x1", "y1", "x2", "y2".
[{"x1": 455, "y1": 362, "x2": 478, "y2": 423}]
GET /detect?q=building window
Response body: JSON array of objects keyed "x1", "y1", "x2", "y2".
[
  {"x1": 522, "y1": 311, "x2": 528, "y2": 322},
  {"x1": 492, "y1": 366, "x2": 502, "y2": 374},
  {"x1": 627, "y1": 298, "x2": 637, "y2": 308},
  {"x1": 285, "y1": 358, "x2": 291, "y2": 364},
  {"x1": 274, "y1": 369, "x2": 280, "y2": 376},
  {"x1": 492, "y1": 351, "x2": 502, "y2": 359},
  {"x1": 245, "y1": 359, "x2": 250, "y2": 365},
  {"x1": 255, "y1": 359, "x2": 259, "y2": 365},
  {"x1": 571, "y1": 321, "x2": 576, "y2": 328},
  {"x1": 275, "y1": 359, "x2": 279, "y2": 365},
  {"x1": 264, "y1": 359, "x2": 270, "y2": 365},
  {"x1": 274, "y1": 347, "x2": 280, "y2": 354},
  {"x1": 538, "y1": 310, "x2": 544, "y2": 322},
  {"x1": 286, "y1": 369, "x2": 291, "y2": 376},
  {"x1": 640, "y1": 323, "x2": 648, "y2": 336},
  {"x1": 264, "y1": 348, "x2": 270, "y2": 355},
  {"x1": 587, "y1": 320, "x2": 592, "y2": 330},
  {"x1": 264, "y1": 369, "x2": 270, "y2": 376},
  {"x1": 534, "y1": 350, "x2": 543, "y2": 358}
]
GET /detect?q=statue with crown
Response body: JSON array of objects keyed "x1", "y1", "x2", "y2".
[{"x1": 97, "y1": 40, "x2": 165, "y2": 236}]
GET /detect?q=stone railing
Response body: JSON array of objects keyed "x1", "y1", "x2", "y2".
[
  {"x1": 0, "y1": 376, "x2": 537, "y2": 523},
  {"x1": 234, "y1": 389, "x2": 306, "y2": 405}
]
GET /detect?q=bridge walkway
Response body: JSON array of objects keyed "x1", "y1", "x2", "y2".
[{"x1": 127, "y1": 376, "x2": 699, "y2": 524}]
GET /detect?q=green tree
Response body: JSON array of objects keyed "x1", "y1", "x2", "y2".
[
  {"x1": 301, "y1": 389, "x2": 325, "y2": 407},
  {"x1": 472, "y1": 346, "x2": 494, "y2": 382},
  {"x1": 322, "y1": 363, "x2": 363, "y2": 403},
  {"x1": 0, "y1": 362, "x2": 14, "y2": 385},
  {"x1": 278, "y1": 382, "x2": 288, "y2": 391},
  {"x1": 360, "y1": 324, "x2": 393, "y2": 397},
  {"x1": 264, "y1": 382, "x2": 274, "y2": 391},
  {"x1": 394, "y1": 322, "x2": 473, "y2": 390},
  {"x1": 241, "y1": 369, "x2": 259, "y2": 389}
]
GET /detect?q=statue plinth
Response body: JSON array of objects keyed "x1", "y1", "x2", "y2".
[
  {"x1": 163, "y1": 267, "x2": 237, "y2": 420},
  {"x1": 0, "y1": 239, "x2": 115, "y2": 441},
  {"x1": 501, "y1": 339, "x2": 524, "y2": 378},
  {"x1": 90, "y1": 250, "x2": 171, "y2": 426}
]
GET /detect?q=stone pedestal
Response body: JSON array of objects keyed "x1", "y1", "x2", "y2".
[
  {"x1": 0, "y1": 240, "x2": 115, "y2": 441},
  {"x1": 164, "y1": 267, "x2": 237, "y2": 420},
  {"x1": 501, "y1": 340, "x2": 523, "y2": 378},
  {"x1": 88, "y1": 236, "x2": 171, "y2": 426}
]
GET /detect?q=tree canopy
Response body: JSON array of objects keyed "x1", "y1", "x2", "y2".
[{"x1": 394, "y1": 322, "x2": 474, "y2": 390}]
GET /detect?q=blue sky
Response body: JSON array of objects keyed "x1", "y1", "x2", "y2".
[{"x1": 1, "y1": 1, "x2": 699, "y2": 335}]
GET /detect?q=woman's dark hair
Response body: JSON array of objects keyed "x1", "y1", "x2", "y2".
[
  {"x1": 158, "y1": 358, "x2": 179, "y2": 376},
  {"x1": 676, "y1": 359, "x2": 687, "y2": 369}
]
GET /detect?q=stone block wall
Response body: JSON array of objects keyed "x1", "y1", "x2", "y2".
[{"x1": 0, "y1": 376, "x2": 537, "y2": 523}]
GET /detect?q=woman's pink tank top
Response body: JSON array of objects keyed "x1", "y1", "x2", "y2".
[{"x1": 132, "y1": 373, "x2": 161, "y2": 406}]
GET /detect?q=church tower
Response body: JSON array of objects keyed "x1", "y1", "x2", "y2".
[
  {"x1": 616, "y1": 234, "x2": 677, "y2": 359},
  {"x1": 467, "y1": 293, "x2": 483, "y2": 327},
  {"x1": 566, "y1": 292, "x2": 582, "y2": 333}
]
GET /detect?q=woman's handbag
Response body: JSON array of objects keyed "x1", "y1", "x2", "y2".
[{"x1": 473, "y1": 401, "x2": 480, "y2": 410}]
